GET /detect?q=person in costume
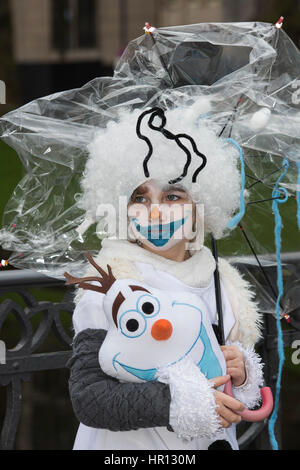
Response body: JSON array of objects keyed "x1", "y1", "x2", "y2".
[
  {"x1": 65, "y1": 105, "x2": 265, "y2": 450},
  {"x1": 0, "y1": 20, "x2": 298, "y2": 451}
]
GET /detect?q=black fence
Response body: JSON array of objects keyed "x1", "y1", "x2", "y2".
[
  {"x1": 0, "y1": 269, "x2": 74, "y2": 450},
  {"x1": 0, "y1": 254, "x2": 300, "y2": 450}
]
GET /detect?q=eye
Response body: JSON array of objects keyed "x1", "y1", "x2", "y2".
[
  {"x1": 126, "y1": 318, "x2": 139, "y2": 332},
  {"x1": 137, "y1": 295, "x2": 160, "y2": 318},
  {"x1": 134, "y1": 195, "x2": 147, "y2": 203},
  {"x1": 166, "y1": 194, "x2": 180, "y2": 201},
  {"x1": 119, "y1": 310, "x2": 146, "y2": 338},
  {"x1": 141, "y1": 302, "x2": 155, "y2": 315}
]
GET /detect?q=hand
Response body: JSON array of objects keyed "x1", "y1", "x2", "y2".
[
  {"x1": 220, "y1": 345, "x2": 246, "y2": 387},
  {"x1": 210, "y1": 375, "x2": 245, "y2": 428}
]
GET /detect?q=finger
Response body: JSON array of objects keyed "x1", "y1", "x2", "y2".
[
  {"x1": 209, "y1": 375, "x2": 230, "y2": 388},
  {"x1": 220, "y1": 345, "x2": 239, "y2": 352},
  {"x1": 214, "y1": 396, "x2": 232, "y2": 428},
  {"x1": 218, "y1": 403, "x2": 242, "y2": 425},
  {"x1": 227, "y1": 369, "x2": 246, "y2": 387},
  {"x1": 227, "y1": 364, "x2": 246, "y2": 376},
  {"x1": 227, "y1": 367, "x2": 241, "y2": 378},
  {"x1": 218, "y1": 415, "x2": 231, "y2": 428},
  {"x1": 221, "y1": 351, "x2": 236, "y2": 362},
  {"x1": 221, "y1": 345, "x2": 243, "y2": 356},
  {"x1": 226, "y1": 359, "x2": 244, "y2": 370},
  {"x1": 219, "y1": 392, "x2": 245, "y2": 412},
  {"x1": 221, "y1": 346, "x2": 242, "y2": 361},
  {"x1": 226, "y1": 364, "x2": 245, "y2": 375}
]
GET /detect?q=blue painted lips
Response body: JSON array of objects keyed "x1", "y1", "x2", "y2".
[{"x1": 133, "y1": 217, "x2": 187, "y2": 247}]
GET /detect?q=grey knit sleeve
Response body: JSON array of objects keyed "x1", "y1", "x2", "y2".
[{"x1": 67, "y1": 328, "x2": 172, "y2": 431}]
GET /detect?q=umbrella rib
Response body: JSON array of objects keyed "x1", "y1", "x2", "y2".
[
  {"x1": 238, "y1": 223, "x2": 282, "y2": 307},
  {"x1": 246, "y1": 165, "x2": 285, "y2": 190},
  {"x1": 247, "y1": 196, "x2": 283, "y2": 205}
]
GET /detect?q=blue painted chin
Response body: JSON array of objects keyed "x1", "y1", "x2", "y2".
[{"x1": 133, "y1": 217, "x2": 187, "y2": 247}]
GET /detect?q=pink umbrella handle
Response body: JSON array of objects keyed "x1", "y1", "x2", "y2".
[{"x1": 224, "y1": 379, "x2": 273, "y2": 422}]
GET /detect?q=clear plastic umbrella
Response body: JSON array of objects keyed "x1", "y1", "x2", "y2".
[{"x1": 1, "y1": 19, "x2": 299, "y2": 449}]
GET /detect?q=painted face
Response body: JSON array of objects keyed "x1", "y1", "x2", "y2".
[
  {"x1": 127, "y1": 179, "x2": 196, "y2": 251},
  {"x1": 98, "y1": 279, "x2": 226, "y2": 383}
]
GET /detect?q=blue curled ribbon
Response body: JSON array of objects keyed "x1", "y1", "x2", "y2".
[{"x1": 268, "y1": 158, "x2": 289, "y2": 451}]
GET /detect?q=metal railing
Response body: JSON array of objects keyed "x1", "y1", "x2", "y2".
[
  {"x1": 0, "y1": 253, "x2": 300, "y2": 450},
  {"x1": 0, "y1": 271, "x2": 74, "y2": 450}
]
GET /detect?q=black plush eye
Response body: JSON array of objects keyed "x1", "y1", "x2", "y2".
[
  {"x1": 126, "y1": 318, "x2": 139, "y2": 332},
  {"x1": 141, "y1": 301, "x2": 155, "y2": 315},
  {"x1": 119, "y1": 310, "x2": 146, "y2": 338},
  {"x1": 137, "y1": 295, "x2": 160, "y2": 318}
]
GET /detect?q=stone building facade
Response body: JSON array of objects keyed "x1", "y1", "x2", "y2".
[{"x1": 9, "y1": 0, "x2": 262, "y2": 102}]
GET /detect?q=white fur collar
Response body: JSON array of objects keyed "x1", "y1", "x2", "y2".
[{"x1": 93, "y1": 238, "x2": 216, "y2": 288}]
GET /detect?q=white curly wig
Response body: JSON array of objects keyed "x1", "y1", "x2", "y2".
[{"x1": 79, "y1": 101, "x2": 242, "y2": 240}]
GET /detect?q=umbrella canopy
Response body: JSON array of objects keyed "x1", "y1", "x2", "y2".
[{"x1": 1, "y1": 19, "x2": 299, "y2": 451}]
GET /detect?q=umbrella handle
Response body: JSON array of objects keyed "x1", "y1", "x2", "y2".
[{"x1": 224, "y1": 379, "x2": 273, "y2": 422}]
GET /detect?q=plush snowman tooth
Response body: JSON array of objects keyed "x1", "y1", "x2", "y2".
[{"x1": 249, "y1": 107, "x2": 271, "y2": 131}]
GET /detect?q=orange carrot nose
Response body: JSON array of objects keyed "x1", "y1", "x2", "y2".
[
  {"x1": 151, "y1": 319, "x2": 173, "y2": 341},
  {"x1": 150, "y1": 205, "x2": 160, "y2": 220}
]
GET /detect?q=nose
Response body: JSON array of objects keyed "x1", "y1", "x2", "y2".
[
  {"x1": 151, "y1": 319, "x2": 173, "y2": 341},
  {"x1": 150, "y1": 204, "x2": 161, "y2": 221}
]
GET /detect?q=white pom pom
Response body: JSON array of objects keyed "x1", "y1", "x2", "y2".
[
  {"x1": 249, "y1": 107, "x2": 271, "y2": 131},
  {"x1": 195, "y1": 97, "x2": 212, "y2": 114}
]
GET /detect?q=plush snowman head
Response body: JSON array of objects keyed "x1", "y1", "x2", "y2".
[
  {"x1": 99, "y1": 278, "x2": 226, "y2": 382},
  {"x1": 64, "y1": 254, "x2": 226, "y2": 383}
]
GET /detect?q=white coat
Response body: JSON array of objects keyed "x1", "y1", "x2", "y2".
[{"x1": 70, "y1": 239, "x2": 263, "y2": 450}]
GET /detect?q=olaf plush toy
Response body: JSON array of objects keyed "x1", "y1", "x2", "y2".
[{"x1": 100, "y1": 279, "x2": 225, "y2": 383}]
